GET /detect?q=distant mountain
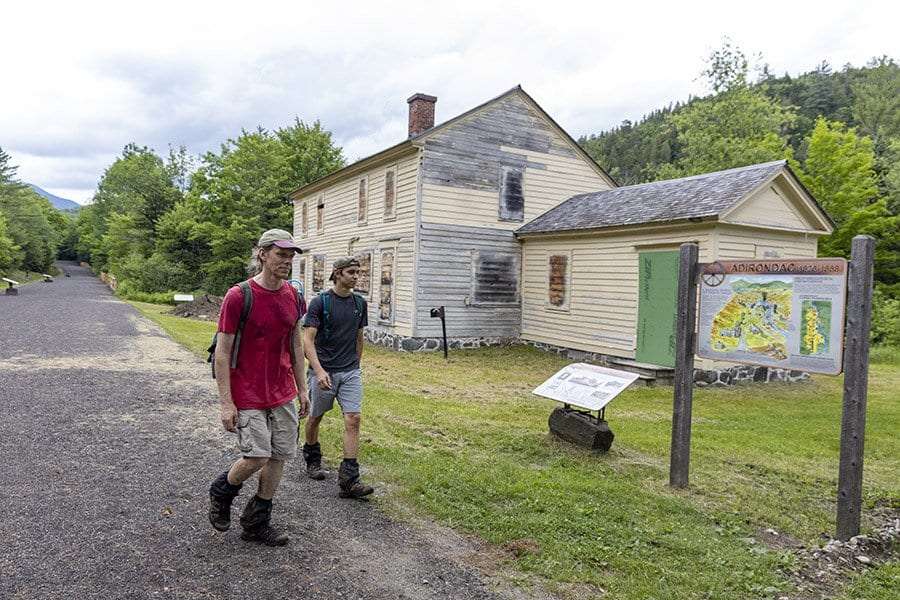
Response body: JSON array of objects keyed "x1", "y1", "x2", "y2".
[{"x1": 27, "y1": 184, "x2": 81, "y2": 211}]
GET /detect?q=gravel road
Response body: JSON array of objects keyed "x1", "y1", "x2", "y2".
[{"x1": 0, "y1": 263, "x2": 546, "y2": 600}]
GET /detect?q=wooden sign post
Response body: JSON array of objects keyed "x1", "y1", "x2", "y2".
[
  {"x1": 836, "y1": 235, "x2": 875, "y2": 540},
  {"x1": 669, "y1": 243, "x2": 699, "y2": 489}
]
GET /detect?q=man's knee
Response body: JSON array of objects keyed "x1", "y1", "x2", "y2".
[
  {"x1": 240, "y1": 456, "x2": 270, "y2": 471},
  {"x1": 307, "y1": 415, "x2": 324, "y2": 428},
  {"x1": 344, "y1": 412, "x2": 361, "y2": 430}
]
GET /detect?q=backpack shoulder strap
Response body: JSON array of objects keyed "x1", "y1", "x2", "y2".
[
  {"x1": 352, "y1": 293, "x2": 365, "y2": 324},
  {"x1": 320, "y1": 290, "x2": 332, "y2": 337},
  {"x1": 231, "y1": 281, "x2": 253, "y2": 369}
]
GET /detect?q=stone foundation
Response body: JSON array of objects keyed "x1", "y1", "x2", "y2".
[
  {"x1": 693, "y1": 364, "x2": 809, "y2": 387},
  {"x1": 364, "y1": 329, "x2": 517, "y2": 352}
]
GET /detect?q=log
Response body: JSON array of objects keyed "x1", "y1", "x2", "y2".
[{"x1": 548, "y1": 406, "x2": 614, "y2": 452}]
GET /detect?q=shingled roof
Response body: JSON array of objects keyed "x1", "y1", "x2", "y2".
[{"x1": 516, "y1": 160, "x2": 816, "y2": 236}]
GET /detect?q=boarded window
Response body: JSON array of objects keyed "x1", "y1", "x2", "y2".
[
  {"x1": 379, "y1": 249, "x2": 395, "y2": 322},
  {"x1": 548, "y1": 254, "x2": 568, "y2": 307},
  {"x1": 297, "y1": 256, "x2": 306, "y2": 289},
  {"x1": 354, "y1": 251, "x2": 372, "y2": 296},
  {"x1": 312, "y1": 255, "x2": 325, "y2": 292},
  {"x1": 357, "y1": 177, "x2": 368, "y2": 223},
  {"x1": 301, "y1": 201, "x2": 308, "y2": 236},
  {"x1": 472, "y1": 252, "x2": 518, "y2": 304},
  {"x1": 384, "y1": 167, "x2": 396, "y2": 218},
  {"x1": 316, "y1": 195, "x2": 324, "y2": 233},
  {"x1": 499, "y1": 166, "x2": 524, "y2": 221}
]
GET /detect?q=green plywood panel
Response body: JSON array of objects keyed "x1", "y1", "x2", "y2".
[{"x1": 636, "y1": 251, "x2": 680, "y2": 367}]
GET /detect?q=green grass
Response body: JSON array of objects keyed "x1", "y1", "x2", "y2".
[
  {"x1": 129, "y1": 299, "x2": 899, "y2": 599},
  {"x1": 1, "y1": 267, "x2": 60, "y2": 286},
  {"x1": 129, "y1": 301, "x2": 214, "y2": 357}
]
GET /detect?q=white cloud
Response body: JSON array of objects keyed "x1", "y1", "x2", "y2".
[{"x1": 2, "y1": 0, "x2": 897, "y2": 204}]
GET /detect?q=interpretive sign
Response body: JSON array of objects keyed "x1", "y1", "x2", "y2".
[
  {"x1": 533, "y1": 363, "x2": 639, "y2": 411},
  {"x1": 697, "y1": 259, "x2": 847, "y2": 375}
]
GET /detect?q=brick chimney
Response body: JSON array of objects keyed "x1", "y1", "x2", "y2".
[{"x1": 407, "y1": 93, "x2": 437, "y2": 137}]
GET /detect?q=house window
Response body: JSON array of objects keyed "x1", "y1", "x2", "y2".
[
  {"x1": 499, "y1": 166, "x2": 524, "y2": 222},
  {"x1": 548, "y1": 254, "x2": 570, "y2": 309},
  {"x1": 312, "y1": 254, "x2": 326, "y2": 292},
  {"x1": 357, "y1": 177, "x2": 368, "y2": 223},
  {"x1": 354, "y1": 251, "x2": 372, "y2": 297},
  {"x1": 301, "y1": 201, "x2": 308, "y2": 236},
  {"x1": 316, "y1": 195, "x2": 324, "y2": 233},
  {"x1": 471, "y1": 251, "x2": 518, "y2": 304},
  {"x1": 379, "y1": 248, "x2": 395, "y2": 323},
  {"x1": 384, "y1": 166, "x2": 397, "y2": 219},
  {"x1": 297, "y1": 256, "x2": 306, "y2": 290}
]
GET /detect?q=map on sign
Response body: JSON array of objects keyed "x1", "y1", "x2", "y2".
[
  {"x1": 532, "y1": 363, "x2": 639, "y2": 411},
  {"x1": 697, "y1": 259, "x2": 847, "y2": 375}
]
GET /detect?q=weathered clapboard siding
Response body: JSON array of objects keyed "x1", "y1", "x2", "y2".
[
  {"x1": 713, "y1": 224, "x2": 820, "y2": 260},
  {"x1": 419, "y1": 95, "x2": 611, "y2": 228},
  {"x1": 519, "y1": 225, "x2": 715, "y2": 357},
  {"x1": 292, "y1": 151, "x2": 420, "y2": 336},
  {"x1": 723, "y1": 181, "x2": 809, "y2": 230},
  {"x1": 414, "y1": 222, "x2": 522, "y2": 338}
]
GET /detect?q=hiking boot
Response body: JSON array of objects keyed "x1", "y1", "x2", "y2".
[
  {"x1": 338, "y1": 459, "x2": 374, "y2": 499},
  {"x1": 302, "y1": 442, "x2": 329, "y2": 481},
  {"x1": 240, "y1": 524, "x2": 290, "y2": 546},
  {"x1": 239, "y1": 495, "x2": 290, "y2": 547},
  {"x1": 208, "y1": 470, "x2": 241, "y2": 532}
]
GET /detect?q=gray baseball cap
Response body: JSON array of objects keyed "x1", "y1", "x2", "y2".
[
  {"x1": 258, "y1": 228, "x2": 302, "y2": 252},
  {"x1": 329, "y1": 256, "x2": 360, "y2": 281}
]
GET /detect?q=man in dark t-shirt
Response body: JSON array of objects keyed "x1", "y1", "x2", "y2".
[{"x1": 302, "y1": 256, "x2": 374, "y2": 499}]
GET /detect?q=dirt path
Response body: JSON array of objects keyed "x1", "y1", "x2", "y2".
[{"x1": 0, "y1": 263, "x2": 542, "y2": 600}]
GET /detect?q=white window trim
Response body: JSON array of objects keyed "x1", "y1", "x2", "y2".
[
  {"x1": 377, "y1": 244, "x2": 398, "y2": 325},
  {"x1": 316, "y1": 194, "x2": 325, "y2": 234},
  {"x1": 301, "y1": 200, "x2": 309, "y2": 237},
  {"x1": 357, "y1": 176, "x2": 369, "y2": 225},
  {"x1": 545, "y1": 250, "x2": 572, "y2": 312},
  {"x1": 383, "y1": 164, "x2": 398, "y2": 221},
  {"x1": 353, "y1": 248, "x2": 374, "y2": 300},
  {"x1": 312, "y1": 253, "x2": 327, "y2": 293}
]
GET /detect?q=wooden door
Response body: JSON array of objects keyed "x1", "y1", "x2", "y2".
[{"x1": 635, "y1": 250, "x2": 680, "y2": 367}]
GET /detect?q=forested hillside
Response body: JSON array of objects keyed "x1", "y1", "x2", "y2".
[{"x1": 579, "y1": 45, "x2": 899, "y2": 344}]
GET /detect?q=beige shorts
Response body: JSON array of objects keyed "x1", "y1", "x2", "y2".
[{"x1": 235, "y1": 401, "x2": 298, "y2": 459}]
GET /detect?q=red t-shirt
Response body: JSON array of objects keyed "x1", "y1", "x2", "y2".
[{"x1": 217, "y1": 279, "x2": 304, "y2": 410}]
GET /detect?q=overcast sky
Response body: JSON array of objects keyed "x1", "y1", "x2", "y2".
[{"x1": 3, "y1": 0, "x2": 898, "y2": 204}]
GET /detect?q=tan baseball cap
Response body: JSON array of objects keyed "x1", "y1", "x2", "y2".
[{"x1": 258, "y1": 229, "x2": 302, "y2": 252}]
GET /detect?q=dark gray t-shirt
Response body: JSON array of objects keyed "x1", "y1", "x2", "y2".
[{"x1": 303, "y1": 290, "x2": 368, "y2": 372}]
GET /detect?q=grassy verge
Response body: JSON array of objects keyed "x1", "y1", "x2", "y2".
[
  {"x1": 1, "y1": 267, "x2": 60, "y2": 286},
  {"x1": 129, "y1": 300, "x2": 899, "y2": 599}
]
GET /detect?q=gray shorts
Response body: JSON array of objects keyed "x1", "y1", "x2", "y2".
[
  {"x1": 308, "y1": 369, "x2": 363, "y2": 417},
  {"x1": 236, "y1": 401, "x2": 298, "y2": 459}
]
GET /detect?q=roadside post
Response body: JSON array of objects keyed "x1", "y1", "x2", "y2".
[
  {"x1": 669, "y1": 243, "x2": 699, "y2": 489},
  {"x1": 3, "y1": 277, "x2": 20, "y2": 296},
  {"x1": 430, "y1": 306, "x2": 448, "y2": 359},
  {"x1": 836, "y1": 235, "x2": 875, "y2": 540}
]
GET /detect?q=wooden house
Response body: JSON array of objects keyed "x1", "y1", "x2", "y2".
[
  {"x1": 289, "y1": 86, "x2": 614, "y2": 350},
  {"x1": 515, "y1": 160, "x2": 833, "y2": 372},
  {"x1": 289, "y1": 87, "x2": 833, "y2": 377}
]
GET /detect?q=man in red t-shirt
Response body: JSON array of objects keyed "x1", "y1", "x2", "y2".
[{"x1": 208, "y1": 228, "x2": 310, "y2": 546}]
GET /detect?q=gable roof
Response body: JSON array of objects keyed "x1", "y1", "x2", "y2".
[
  {"x1": 516, "y1": 160, "x2": 833, "y2": 236},
  {"x1": 288, "y1": 85, "x2": 615, "y2": 200}
]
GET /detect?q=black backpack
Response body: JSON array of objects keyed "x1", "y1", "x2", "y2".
[{"x1": 207, "y1": 281, "x2": 305, "y2": 378}]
